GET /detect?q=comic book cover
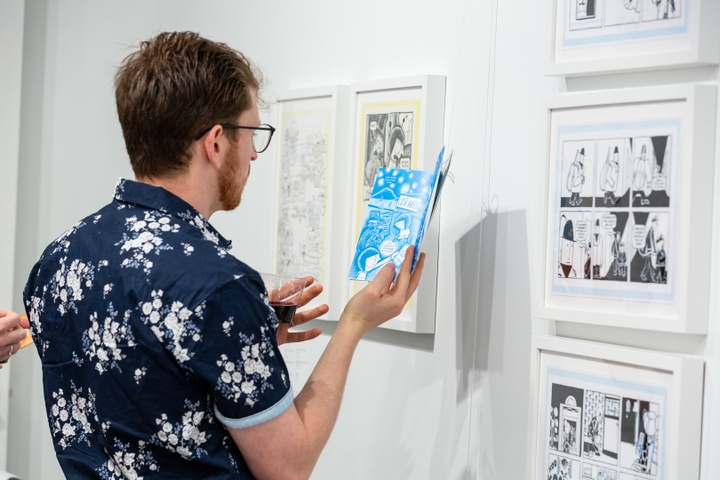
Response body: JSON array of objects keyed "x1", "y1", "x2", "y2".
[{"x1": 349, "y1": 146, "x2": 451, "y2": 281}]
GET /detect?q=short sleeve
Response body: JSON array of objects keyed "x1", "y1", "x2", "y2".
[{"x1": 185, "y1": 276, "x2": 293, "y2": 429}]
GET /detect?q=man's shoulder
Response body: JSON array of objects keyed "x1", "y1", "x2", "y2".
[{"x1": 39, "y1": 201, "x2": 118, "y2": 254}]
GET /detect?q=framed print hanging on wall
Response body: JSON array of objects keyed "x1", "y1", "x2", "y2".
[
  {"x1": 537, "y1": 84, "x2": 716, "y2": 333},
  {"x1": 546, "y1": 0, "x2": 720, "y2": 76},
  {"x1": 530, "y1": 335, "x2": 704, "y2": 480},
  {"x1": 272, "y1": 86, "x2": 351, "y2": 319},
  {"x1": 347, "y1": 75, "x2": 446, "y2": 333}
]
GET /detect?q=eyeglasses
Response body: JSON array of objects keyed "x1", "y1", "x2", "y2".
[{"x1": 195, "y1": 123, "x2": 276, "y2": 153}]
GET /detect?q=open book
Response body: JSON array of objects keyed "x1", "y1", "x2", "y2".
[{"x1": 349, "y1": 146, "x2": 453, "y2": 281}]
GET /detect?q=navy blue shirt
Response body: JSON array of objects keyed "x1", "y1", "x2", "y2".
[{"x1": 24, "y1": 179, "x2": 292, "y2": 479}]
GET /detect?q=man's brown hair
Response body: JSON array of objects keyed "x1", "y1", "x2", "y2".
[{"x1": 114, "y1": 31, "x2": 262, "y2": 178}]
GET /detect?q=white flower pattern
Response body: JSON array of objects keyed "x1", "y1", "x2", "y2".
[
  {"x1": 49, "y1": 258, "x2": 95, "y2": 315},
  {"x1": 49, "y1": 383, "x2": 98, "y2": 450},
  {"x1": 82, "y1": 307, "x2": 137, "y2": 374},
  {"x1": 216, "y1": 324, "x2": 277, "y2": 407},
  {"x1": 23, "y1": 179, "x2": 290, "y2": 478},
  {"x1": 117, "y1": 212, "x2": 180, "y2": 274},
  {"x1": 150, "y1": 400, "x2": 211, "y2": 460},
  {"x1": 95, "y1": 438, "x2": 159, "y2": 479},
  {"x1": 139, "y1": 290, "x2": 200, "y2": 364}
]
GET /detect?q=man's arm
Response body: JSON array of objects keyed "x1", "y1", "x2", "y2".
[{"x1": 229, "y1": 247, "x2": 425, "y2": 480}]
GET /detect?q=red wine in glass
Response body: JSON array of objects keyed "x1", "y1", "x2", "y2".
[{"x1": 271, "y1": 302, "x2": 297, "y2": 323}]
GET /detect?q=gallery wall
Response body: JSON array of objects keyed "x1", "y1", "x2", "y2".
[
  {"x1": 3, "y1": 0, "x2": 720, "y2": 479},
  {"x1": 0, "y1": 0, "x2": 25, "y2": 470}
]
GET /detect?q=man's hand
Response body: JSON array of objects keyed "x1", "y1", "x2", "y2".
[
  {"x1": 276, "y1": 276, "x2": 326, "y2": 346},
  {"x1": 341, "y1": 246, "x2": 425, "y2": 337},
  {"x1": 0, "y1": 311, "x2": 29, "y2": 367}
]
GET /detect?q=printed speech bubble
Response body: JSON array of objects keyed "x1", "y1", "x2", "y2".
[
  {"x1": 575, "y1": 220, "x2": 589, "y2": 242},
  {"x1": 602, "y1": 214, "x2": 617, "y2": 230},
  {"x1": 632, "y1": 225, "x2": 646, "y2": 249},
  {"x1": 652, "y1": 176, "x2": 666, "y2": 191},
  {"x1": 379, "y1": 240, "x2": 396, "y2": 256}
]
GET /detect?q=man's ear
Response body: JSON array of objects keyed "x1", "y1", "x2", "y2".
[{"x1": 199, "y1": 125, "x2": 224, "y2": 170}]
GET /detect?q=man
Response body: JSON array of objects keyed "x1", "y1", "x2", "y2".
[{"x1": 24, "y1": 32, "x2": 424, "y2": 479}]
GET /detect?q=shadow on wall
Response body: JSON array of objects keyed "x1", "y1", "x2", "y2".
[
  {"x1": 454, "y1": 207, "x2": 533, "y2": 397},
  {"x1": 455, "y1": 211, "x2": 532, "y2": 480},
  {"x1": 454, "y1": 207, "x2": 533, "y2": 479},
  {"x1": 455, "y1": 209, "x2": 494, "y2": 397}
]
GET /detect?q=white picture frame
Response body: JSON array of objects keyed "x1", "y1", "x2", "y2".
[
  {"x1": 271, "y1": 86, "x2": 351, "y2": 319},
  {"x1": 547, "y1": 0, "x2": 720, "y2": 76},
  {"x1": 530, "y1": 335, "x2": 704, "y2": 480},
  {"x1": 348, "y1": 75, "x2": 446, "y2": 333},
  {"x1": 538, "y1": 84, "x2": 716, "y2": 333}
]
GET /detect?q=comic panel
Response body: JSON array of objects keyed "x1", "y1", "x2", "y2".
[
  {"x1": 557, "y1": 210, "x2": 594, "y2": 280},
  {"x1": 619, "y1": 398, "x2": 663, "y2": 475},
  {"x1": 641, "y1": 0, "x2": 681, "y2": 22},
  {"x1": 569, "y1": 0, "x2": 604, "y2": 30},
  {"x1": 629, "y1": 211, "x2": 669, "y2": 284},
  {"x1": 581, "y1": 463, "x2": 618, "y2": 480},
  {"x1": 582, "y1": 390, "x2": 621, "y2": 465},
  {"x1": 548, "y1": 453, "x2": 583, "y2": 480},
  {"x1": 362, "y1": 112, "x2": 414, "y2": 201},
  {"x1": 594, "y1": 138, "x2": 631, "y2": 208},
  {"x1": 561, "y1": 404, "x2": 583, "y2": 457},
  {"x1": 590, "y1": 211, "x2": 630, "y2": 282},
  {"x1": 604, "y1": 0, "x2": 642, "y2": 27},
  {"x1": 561, "y1": 140, "x2": 596, "y2": 208},
  {"x1": 549, "y1": 383, "x2": 585, "y2": 454},
  {"x1": 631, "y1": 135, "x2": 671, "y2": 208}
]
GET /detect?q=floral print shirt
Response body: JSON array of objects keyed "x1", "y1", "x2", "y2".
[{"x1": 24, "y1": 179, "x2": 292, "y2": 479}]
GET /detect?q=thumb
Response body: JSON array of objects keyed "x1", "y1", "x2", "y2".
[{"x1": 367, "y1": 263, "x2": 397, "y2": 296}]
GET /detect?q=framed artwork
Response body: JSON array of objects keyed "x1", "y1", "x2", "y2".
[
  {"x1": 348, "y1": 75, "x2": 446, "y2": 333},
  {"x1": 547, "y1": 0, "x2": 720, "y2": 76},
  {"x1": 272, "y1": 86, "x2": 351, "y2": 319},
  {"x1": 538, "y1": 84, "x2": 716, "y2": 333},
  {"x1": 531, "y1": 335, "x2": 704, "y2": 480}
]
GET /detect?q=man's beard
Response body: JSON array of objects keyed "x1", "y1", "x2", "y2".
[{"x1": 218, "y1": 150, "x2": 246, "y2": 211}]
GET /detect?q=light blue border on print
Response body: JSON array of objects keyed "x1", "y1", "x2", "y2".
[
  {"x1": 550, "y1": 117, "x2": 681, "y2": 302},
  {"x1": 562, "y1": 0, "x2": 689, "y2": 48},
  {"x1": 547, "y1": 366, "x2": 669, "y2": 396}
]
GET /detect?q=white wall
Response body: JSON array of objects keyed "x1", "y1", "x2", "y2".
[
  {"x1": 0, "y1": 0, "x2": 25, "y2": 471},
  {"x1": 5, "y1": 0, "x2": 719, "y2": 479}
]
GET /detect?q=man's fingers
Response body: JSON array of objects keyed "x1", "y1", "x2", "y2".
[
  {"x1": 293, "y1": 304, "x2": 329, "y2": 325},
  {"x1": 285, "y1": 328, "x2": 323, "y2": 344},
  {"x1": 297, "y1": 282, "x2": 323, "y2": 308},
  {"x1": 389, "y1": 246, "x2": 416, "y2": 294},
  {"x1": 369, "y1": 263, "x2": 397, "y2": 296}
]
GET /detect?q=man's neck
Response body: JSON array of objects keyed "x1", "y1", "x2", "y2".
[{"x1": 136, "y1": 172, "x2": 216, "y2": 220}]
